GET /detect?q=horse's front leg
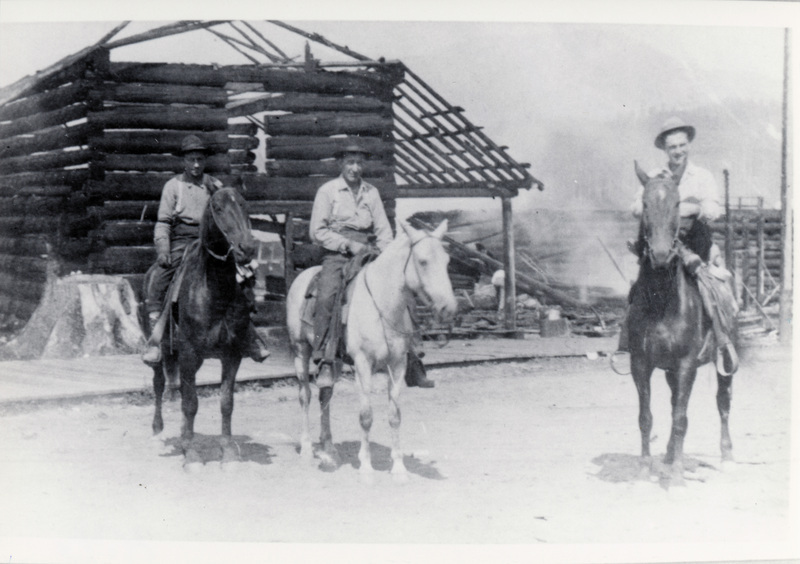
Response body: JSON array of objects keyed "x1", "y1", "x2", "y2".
[
  {"x1": 353, "y1": 352, "x2": 375, "y2": 483},
  {"x1": 179, "y1": 346, "x2": 204, "y2": 471},
  {"x1": 387, "y1": 352, "x2": 409, "y2": 484},
  {"x1": 716, "y1": 372, "x2": 734, "y2": 464},
  {"x1": 219, "y1": 352, "x2": 242, "y2": 467},
  {"x1": 293, "y1": 342, "x2": 314, "y2": 462},
  {"x1": 631, "y1": 354, "x2": 654, "y2": 478},
  {"x1": 664, "y1": 361, "x2": 698, "y2": 486},
  {"x1": 152, "y1": 364, "x2": 166, "y2": 436}
]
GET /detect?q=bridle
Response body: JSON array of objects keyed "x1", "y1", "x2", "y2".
[
  {"x1": 641, "y1": 182, "x2": 682, "y2": 268},
  {"x1": 363, "y1": 234, "x2": 433, "y2": 339},
  {"x1": 203, "y1": 189, "x2": 244, "y2": 262}
]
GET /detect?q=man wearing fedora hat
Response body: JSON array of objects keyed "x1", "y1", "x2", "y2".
[
  {"x1": 308, "y1": 143, "x2": 393, "y2": 387},
  {"x1": 141, "y1": 134, "x2": 270, "y2": 365},
  {"x1": 617, "y1": 118, "x2": 738, "y2": 375}
]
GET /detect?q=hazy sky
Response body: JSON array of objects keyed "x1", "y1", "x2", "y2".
[{"x1": 0, "y1": 1, "x2": 796, "y2": 215}]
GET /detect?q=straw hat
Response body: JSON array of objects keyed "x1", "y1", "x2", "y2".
[{"x1": 654, "y1": 117, "x2": 696, "y2": 149}]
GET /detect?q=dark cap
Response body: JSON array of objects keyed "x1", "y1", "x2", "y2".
[
  {"x1": 654, "y1": 117, "x2": 696, "y2": 150},
  {"x1": 177, "y1": 135, "x2": 212, "y2": 155},
  {"x1": 335, "y1": 143, "x2": 371, "y2": 158}
]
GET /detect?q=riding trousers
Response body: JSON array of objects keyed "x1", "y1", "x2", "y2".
[
  {"x1": 145, "y1": 235, "x2": 193, "y2": 314},
  {"x1": 312, "y1": 227, "x2": 375, "y2": 362}
]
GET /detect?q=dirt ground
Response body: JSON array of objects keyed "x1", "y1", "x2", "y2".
[{"x1": 0, "y1": 338, "x2": 796, "y2": 562}]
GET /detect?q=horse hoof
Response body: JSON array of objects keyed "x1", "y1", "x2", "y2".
[
  {"x1": 183, "y1": 461, "x2": 204, "y2": 473},
  {"x1": 221, "y1": 449, "x2": 240, "y2": 466}
]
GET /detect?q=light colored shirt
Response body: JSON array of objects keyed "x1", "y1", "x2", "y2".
[
  {"x1": 309, "y1": 176, "x2": 393, "y2": 253},
  {"x1": 154, "y1": 173, "x2": 223, "y2": 243},
  {"x1": 631, "y1": 160, "x2": 721, "y2": 221}
]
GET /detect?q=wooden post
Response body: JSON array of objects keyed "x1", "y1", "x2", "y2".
[
  {"x1": 724, "y1": 169, "x2": 734, "y2": 271},
  {"x1": 756, "y1": 197, "x2": 765, "y2": 302},
  {"x1": 284, "y1": 213, "x2": 296, "y2": 293},
  {"x1": 501, "y1": 196, "x2": 517, "y2": 333},
  {"x1": 741, "y1": 214, "x2": 751, "y2": 310},
  {"x1": 779, "y1": 27, "x2": 793, "y2": 345}
]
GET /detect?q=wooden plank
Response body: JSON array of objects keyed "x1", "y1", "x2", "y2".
[
  {"x1": 0, "y1": 235, "x2": 48, "y2": 256},
  {"x1": 0, "y1": 195, "x2": 68, "y2": 216},
  {"x1": 108, "y1": 62, "x2": 396, "y2": 98},
  {"x1": 92, "y1": 245, "x2": 155, "y2": 274},
  {"x1": 0, "y1": 48, "x2": 93, "y2": 106},
  {"x1": 87, "y1": 172, "x2": 397, "y2": 201},
  {"x1": 266, "y1": 135, "x2": 393, "y2": 160},
  {"x1": 241, "y1": 175, "x2": 398, "y2": 201},
  {"x1": 0, "y1": 169, "x2": 90, "y2": 195},
  {"x1": 88, "y1": 129, "x2": 232, "y2": 154},
  {"x1": 0, "y1": 148, "x2": 93, "y2": 175},
  {"x1": 266, "y1": 159, "x2": 392, "y2": 178},
  {"x1": 88, "y1": 106, "x2": 228, "y2": 131},
  {"x1": 92, "y1": 201, "x2": 159, "y2": 221},
  {"x1": 228, "y1": 92, "x2": 390, "y2": 117},
  {"x1": 229, "y1": 123, "x2": 258, "y2": 136},
  {"x1": 265, "y1": 112, "x2": 392, "y2": 136},
  {"x1": 0, "y1": 273, "x2": 46, "y2": 301},
  {"x1": 0, "y1": 103, "x2": 88, "y2": 139},
  {"x1": 91, "y1": 82, "x2": 228, "y2": 107},
  {"x1": 0, "y1": 253, "x2": 48, "y2": 278},
  {"x1": 0, "y1": 80, "x2": 93, "y2": 122},
  {"x1": 0, "y1": 122, "x2": 96, "y2": 160},
  {"x1": 99, "y1": 220, "x2": 155, "y2": 246},
  {"x1": 100, "y1": 153, "x2": 231, "y2": 173}
]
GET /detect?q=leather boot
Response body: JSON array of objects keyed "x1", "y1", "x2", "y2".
[
  {"x1": 316, "y1": 361, "x2": 335, "y2": 388},
  {"x1": 141, "y1": 311, "x2": 163, "y2": 367},
  {"x1": 405, "y1": 351, "x2": 435, "y2": 388},
  {"x1": 246, "y1": 324, "x2": 271, "y2": 363}
]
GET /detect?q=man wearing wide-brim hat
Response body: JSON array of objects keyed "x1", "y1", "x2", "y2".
[
  {"x1": 618, "y1": 117, "x2": 737, "y2": 375},
  {"x1": 306, "y1": 143, "x2": 395, "y2": 387},
  {"x1": 141, "y1": 134, "x2": 270, "y2": 365}
]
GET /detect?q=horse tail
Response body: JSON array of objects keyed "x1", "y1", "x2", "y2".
[{"x1": 286, "y1": 266, "x2": 322, "y2": 347}]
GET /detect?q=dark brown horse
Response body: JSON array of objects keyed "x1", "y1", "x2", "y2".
[
  {"x1": 145, "y1": 188, "x2": 257, "y2": 469},
  {"x1": 628, "y1": 162, "x2": 734, "y2": 486}
]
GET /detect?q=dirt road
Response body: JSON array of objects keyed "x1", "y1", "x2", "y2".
[{"x1": 1, "y1": 340, "x2": 796, "y2": 561}]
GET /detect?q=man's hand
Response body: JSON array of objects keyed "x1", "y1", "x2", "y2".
[
  {"x1": 155, "y1": 239, "x2": 171, "y2": 268},
  {"x1": 347, "y1": 240, "x2": 366, "y2": 255}
]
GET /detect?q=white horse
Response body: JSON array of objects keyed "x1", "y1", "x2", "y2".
[{"x1": 286, "y1": 219, "x2": 457, "y2": 483}]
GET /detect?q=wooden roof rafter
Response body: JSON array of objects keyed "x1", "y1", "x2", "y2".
[{"x1": 0, "y1": 20, "x2": 542, "y2": 199}]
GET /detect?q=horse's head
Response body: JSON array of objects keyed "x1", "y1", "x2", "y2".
[
  {"x1": 636, "y1": 161, "x2": 681, "y2": 269},
  {"x1": 399, "y1": 219, "x2": 458, "y2": 324},
  {"x1": 201, "y1": 188, "x2": 256, "y2": 265}
]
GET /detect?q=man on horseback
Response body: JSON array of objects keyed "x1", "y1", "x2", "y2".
[
  {"x1": 309, "y1": 143, "x2": 435, "y2": 388},
  {"x1": 141, "y1": 135, "x2": 270, "y2": 366},
  {"x1": 618, "y1": 117, "x2": 738, "y2": 374}
]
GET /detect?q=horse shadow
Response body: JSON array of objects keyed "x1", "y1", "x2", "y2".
[
  {"x1": 590, "y1": 452, "x2": 719, "y2": 488},
  {"x1": 160, "y1": 433, "x2": 274, "y2": 465},
  {"x1": 331, "y1": 440, "x2": 445, "y2": 480}
]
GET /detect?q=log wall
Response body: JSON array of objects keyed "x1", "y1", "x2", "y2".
[{"x1": 0, "y1": 49, "x2": 404, "y2": 320}]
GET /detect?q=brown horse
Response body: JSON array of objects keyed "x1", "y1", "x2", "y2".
[
  {"x1": 627, "y1": 162, "x2": 735, "y2": 486},
  {"x1": 145, "y1": 188, "x2": 257, "y2": 469}
]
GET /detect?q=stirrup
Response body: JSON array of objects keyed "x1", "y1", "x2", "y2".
[
  {"x1": 716, "y1": 343, "x2": 738, "y2": 377},
  {"x1": 141, "y1": 344, "x2": 162, "y2": 367}
]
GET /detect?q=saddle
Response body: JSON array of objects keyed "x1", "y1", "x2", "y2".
[{"x1": 301, "y1": 246, "x2": 379, "y2": 362}]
